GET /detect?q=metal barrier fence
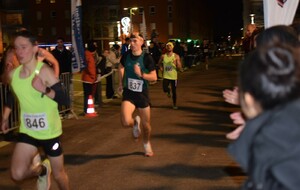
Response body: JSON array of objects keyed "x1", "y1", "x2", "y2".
[
  {"x1": 59, "y1": 72, "x2": 78, "y2": 119},
  {"x1": 0, "y1": 72, "x2": 77, "y2": 134},
  {"x1": 0, "y1": 84, "x2": 20, "y2": 134}
]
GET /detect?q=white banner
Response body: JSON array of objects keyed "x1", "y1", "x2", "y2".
[
  {"x1": 140, "y1": 10, "x2": 148, "y2": 52},
  {"x1": 140, "y1": 10, "x2": 147, "y2": 40},
  {"x1": 263, "y1": 0, "x2": 300, "y2": 28},
  {"x1": 71, "y1": 0, "x2": 86, "y2": 73}
]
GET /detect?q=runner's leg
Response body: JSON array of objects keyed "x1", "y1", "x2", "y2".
[
  {"x1": 138, "y1": 106, "x2": 151, "y2": 144},
  {"x1": 120, "y1": 100, "x2": 136, "y2": 128},
  {"x1": 11, "y1": 142, "x2": 40, "y2": 182},
  {"x1": 138, "y1": 106, "x2": 154, "y2": 156},
  {"x1": 171, "y1": 80, "x2": 177, "y2": 106},
  {"x1": 48, "y1": 155, "x2": 70, "y2": 190}
]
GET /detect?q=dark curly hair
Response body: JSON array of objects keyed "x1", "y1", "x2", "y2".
[{"x1": 239, "y1": 44, "x2": 300, "y2": 110}]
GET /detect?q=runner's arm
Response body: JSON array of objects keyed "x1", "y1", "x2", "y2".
[
  {"x1": 32, "y1": 64, "x2": 69, "y2": 105},
  {"x1": 38, "y1": 48, "x2": 60, "y2": 78},
  {"x1": 140, "y1": 70, "x2": 157, "y2": 81},
  {"x1": 1, "y1": 106, "x2": 11, "y2": 134}
]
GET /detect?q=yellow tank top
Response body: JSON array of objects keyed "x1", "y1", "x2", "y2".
[
  {"x1": 11, "y1": 62, "x2": 62, "y2": 140},
  {"x1": 162, "y1": 53, "x2": 178, "y2": 80}
]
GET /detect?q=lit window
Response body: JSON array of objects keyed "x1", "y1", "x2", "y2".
[
  {"x1": 50, "y1": 0, "x2": 55, "y2": 3},
  {"x1": 6, "y1": 14, "x2": 23, "y2": 25},
  {"x1": 149, "y1": 6, "x2": 156, "y2": 15},
  {"x1": 36, "y1": 0, "x2": 42, "y2": 4}
]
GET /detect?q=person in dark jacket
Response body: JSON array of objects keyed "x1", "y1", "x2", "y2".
[
  {"x1": 228, "y1": 43, "x2": 300, "y2": 190},
  {"x1": 52, "y1": 37, "x2": 72, "y2": 75}
]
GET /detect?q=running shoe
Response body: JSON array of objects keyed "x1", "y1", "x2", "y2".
[
  {"x1": 133, "y1": 115, "x2": 141, "y2": 138},
  {"x1": 173, "y1": 105, "x2": 178, "y2": 110},
  {"x1": 37, "y1": 159, "x2": 51, "y2": 190},
  {"x1": 144, "y1": 142, "x2": 154, "y2": 157}
]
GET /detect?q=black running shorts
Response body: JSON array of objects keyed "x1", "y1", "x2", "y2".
[
  {"x1": 17, "y1": 133, "x2": 63, "y2": 157},
  {"x1": 122, "y1": 88, "x2": 151, "y2": 108}
]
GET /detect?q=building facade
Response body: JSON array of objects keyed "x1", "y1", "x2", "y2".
[
  {"x1": 82, "y1": 0, "x2": 120, "y2": 50},
  {"x1": 119, "y1": 0, "x2": 214, "y2": 44},
  {"x1": 27, "y1": 0, "x2": 72, "y2": 44},
  {"x1": 2, "y1": 0, "x2": 300, "y2": 56},
  {"x1": 0, "y1": 0, "x2": 27, "y2": 54}
]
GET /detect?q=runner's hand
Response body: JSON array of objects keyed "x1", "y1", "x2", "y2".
[
  {"x1": 1, "y1": 119, "x2": 9, "y2": 134},
  {"x1": 134, "y1": 64, "x2": 142, "y2": 78}
]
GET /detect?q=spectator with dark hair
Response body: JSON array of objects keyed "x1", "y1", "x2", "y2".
[
  {"x1": 229, "y1": 43, "x2": 300, "y2": 190},
  {"x1": 52, "y1": 37, "x2": 73, "y2": 117},
  {"x1": 223, "y1": 25, "x2": 299, "y2": 140},
  {"x1": 51, "y1": 37, "x2": 72, "y2": 75}
]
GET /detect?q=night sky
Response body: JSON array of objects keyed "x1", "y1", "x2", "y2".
[{"x1": 209, "y1": 0, "x2": 244, "y2": 41}]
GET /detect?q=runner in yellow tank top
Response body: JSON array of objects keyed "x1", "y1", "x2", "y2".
[
  {"x1": 1, "y1": 30, "x2": 70, "y2": 190},
  {"x1": 158, "y1": 42, "x2": 182, "y2": 109}
]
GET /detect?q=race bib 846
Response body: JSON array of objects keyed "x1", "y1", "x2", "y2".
[{"x1": 23, "y1": 113, "x2": 49, "y2": 131}]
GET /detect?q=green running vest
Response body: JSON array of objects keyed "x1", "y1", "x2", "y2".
[{"x1": 11, "y1": 62, "x2": 62, "y2": 140}]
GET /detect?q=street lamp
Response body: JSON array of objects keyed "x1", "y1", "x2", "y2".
[
  {"x1": 250, "y1": 14, "x2": 255, "y2": 24},
  {"x1": 124, "y1": 7, "x2": 138, "y2": 33}
]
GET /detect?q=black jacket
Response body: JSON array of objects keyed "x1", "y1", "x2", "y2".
[
  {"x1": 52, "y1": 46, "x2": 72, "y2": 74},
  {"x1": 228, "y1": 99, "x2": 300, "y2": 190}
]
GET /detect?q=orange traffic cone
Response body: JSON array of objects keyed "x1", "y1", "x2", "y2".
[{"x1": 85, "y1": 95, "x2": 98, "y2": 118}]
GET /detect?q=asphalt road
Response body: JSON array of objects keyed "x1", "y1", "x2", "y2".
[{"x1": 0, "y1": 55, "x2": 246, "y2": 190}]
